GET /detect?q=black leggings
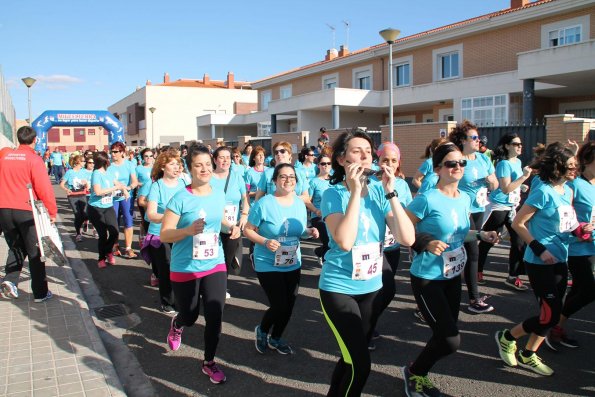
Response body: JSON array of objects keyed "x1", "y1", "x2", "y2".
[
  {"x1": 562, "y1": 255, "x2": 595, "y2": 319},
  {"x1": 147, "y1": 243, "x2": 174, "y2": 306},
  {"x1": 68, "y1": 195, "x2": 88, "y2": 234},
  {"x1": 463, "y1": 212, "x2": 482, "y2": 301},
  {"x1": 138, "y1": 204, "x2": 149, "y2": 235},
  {"x1": 320, "y1": 289, "x2": 381, "y2": 397},
  {"x1": 172, "y1": 271, "x2": 227, "y2": 362},
  {"x1": 410, "y1": 275, "x2": 461, "y2": 376},
  {"x1": 256, "y1": 269, "x2": 300, "y2": 339},
  {"x1": 478, "y1": 209, "x2": 525, "y2": 276},
  {"x1": 221, "y1": 232, "x2": 241, "y2": 276},
  {"x1": 375, "y1": 248, "x2": 402, "y2": 323},
  {"x1": 87, "y1": 205, "x2": 119, "y2": 261},
  {"x1": 522, "y1": 262, "x2": 567, "y2": 337},
  {"x1": 311, "y1": 216, "x2": 330, "y2": 258}
]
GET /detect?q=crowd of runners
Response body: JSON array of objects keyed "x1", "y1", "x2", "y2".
[{"x1": 1, "y1": 122, "x2": 593, "y2": 397}]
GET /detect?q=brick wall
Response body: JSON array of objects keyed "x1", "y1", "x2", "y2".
[{"x1": 545, "y1": 114, "x2": 594, "y2": 144}]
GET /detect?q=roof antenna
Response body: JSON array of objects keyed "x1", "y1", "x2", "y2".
[
  {"x1": 342, "y1": 20, "x2": 350, "y2": 48},
  {"x1": 325, "y1": 23, "x2": 336, "y2": 49}
]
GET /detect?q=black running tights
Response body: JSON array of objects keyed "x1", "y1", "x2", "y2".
[
  {"x1": 562, "y1": 255, "x2": 595, "y2": 318},
  {"x1": 478, "y1": 209, "x2": 525, "y2": 277},
  {"x1": 256, "y1": 269, "x2": 300, "y2": 339}
]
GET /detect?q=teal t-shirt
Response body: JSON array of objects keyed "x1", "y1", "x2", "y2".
[
  {"x1": 248, "y1": 194, "x2": 307, "y2": 272},
  {"x1": 166, "y1": 188, "x2": 226, "y2": 273},
  {"x1": 407, "y1": 188, "x2": 471, "y2": 280},
  {"x1": 489, "y1": 158, "x2": 523, "y2": 206},
  {"x1": 458, "y1": 152, "x2": 494, "y2": 213},
  {"x1": 308, "y1": 176, "x2": 331, "y2": 214},
  {"x1": 524, "y1": 183, "x2": 575, "y2": 265},
  {"x1": 418, "y1": 158, "x2": 433, "y2": 176},
  {"x1": 568, "y1": 177, "x2": 595, "y2": 256},
  {"x1": 370, "y1": 177, "x2": 413, "y2": 251},
  {"x1": 107, "y1": 161, "x2": 137, "y2": 201},
  {"x1": 231, "y1": 162, "x2": 246, "y2": 179},
  {"x1": 257, "y1": 167, "x2": 307, "y2": 196},
  {"x1": 319, "y1": 183, "x2": 390, "y2": 295},
  {"x1": 296, "y1": 162, "x2": 318, "y2": 184},
  {"x1": 146, "y1": 178, "x2": 187, "y2": 236},
  {"x1": 62, "y1": 168, "x2": 91, "y2": 191},
  {"x1": 136, "y1": 165, "x2": 152, "y2": 188},
  {"x1": 245, "y1": 167, "x2": 266, "y2": 199},
  {"x1": 88, "y1": 170, "x2": 114, "y2": 209},
  {"x1": 210, "y1": 171, "x2": 247, "y2": 228},
  {"x1": 50, "y1": 152, "x2": 63, "y2": 165}
]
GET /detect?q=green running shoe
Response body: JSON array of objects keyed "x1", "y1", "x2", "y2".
[
  {"x1": 517, "y1": 350, "x2": 554, "y2": 376},
  {"x1": 495, "y1": 329, "x2": 517, "y2": 367}
]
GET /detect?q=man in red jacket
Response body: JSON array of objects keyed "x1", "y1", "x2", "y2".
[{"x1": 0, "y1": 126, "x2": 57, "y2": 302}]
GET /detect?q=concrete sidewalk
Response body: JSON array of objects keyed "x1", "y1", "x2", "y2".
[{"x1": 0, "y1": 235, "x2": 126, "y2": 397}]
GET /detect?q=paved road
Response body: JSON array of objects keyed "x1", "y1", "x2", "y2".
[{"x1": 53, "y1": 187, "x2": 595, "y2": 397}]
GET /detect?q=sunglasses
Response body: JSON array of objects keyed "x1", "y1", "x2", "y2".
[
  {"x1": 441, "y1": 160, "x2": 467, "y2": 168},
  {"x1": 144, "y1": 154, "x2": 154, "y2": 158},
  {"x1": 319, "y1": 162, "x2": 331, "y2": 166},
  {"x1": 86, "y1": 162, "x2": 94, "y2": 164},
  {"x1": 510, "y1": 142, "x2": 523, "y2": 147},
  {"x1": 274, "y1": 149, "x2": 288, "y2": 155},
  {"x1": 307, "y1": 153, "x2": 315, "y2": 156},
  {"x1": 111, "y1": 150, "x2": 121, "y2": 154},
  {"x1": 468, "y1": 135, "x2": 479, "y2": 141}
]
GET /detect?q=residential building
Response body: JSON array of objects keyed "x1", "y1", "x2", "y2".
[
  {"x1": 0, "y1": 66, "x2": 16, "y2": 148},
  {"x1": 202, "y1": 0, "x2": 595, "y2": 143},
  {"x1": 44, "y1": 126, "x2": 110, "y2": 152},
  {"x1": 108, "y1": 72, "x2": 257, "y2": 147}
]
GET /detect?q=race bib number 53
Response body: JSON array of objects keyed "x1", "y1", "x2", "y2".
[{"x1": 193, "y1": 232, "x2": 219, "y2": 260}]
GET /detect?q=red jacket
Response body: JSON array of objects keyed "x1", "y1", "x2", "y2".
[{"x1": 0, "y1": 145, "x2": 57, "y2": 217}]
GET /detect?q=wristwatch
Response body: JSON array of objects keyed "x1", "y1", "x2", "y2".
[{"x1": 385, "y1": 191, "x2": 398, "y2": 200}]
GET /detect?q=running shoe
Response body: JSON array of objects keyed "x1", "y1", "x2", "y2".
[
  {"x1": 504, "y1": 276, "x2": 529, "y2": 291},
  {"x1": 545, "y1": 326, "x2": 579, "y2": 351},
  {"x1": 495, "y1": 329, "x2": 517, "y2": 367},
  {"x1": 125, "y1": 248, "x2": 138, "y2": 259},
  {"x1": 477, "y1": 271, "x2": 486, "y2": 285},
  {"x1": 517, "y1": 350, "x2": 554, "y2": 376},
  {"x1": 202, "y1": 360, "x2": 226, "y2": 384},
  {"x1": 34, "y1": 291, "x2": 53, "y2": 303},
  {"x1": 255, "y1": 325, "x2": 268, "y2": 354},
  {"x1": 160, "y1": 304, "x2": 175, "y2": 314},
  {"x1": 225, "y1": 291, "x2": 231, "y2": 299},
  {"x1": 402, "y1": 366, "x2": 442, "y2": 397},
  {"x1": 1, "y1": 280, "x2": 18, "y2": 299},
  {"x1": 150, "y1": 274, "x2": 159, "y2": 287},
  {"x1": 268, "y1": 337, "x2": 294, "y2": 355},
  {"x1": 371, "y1": 330, "x2": 381, "y2": 340},
  {"x1": 249, "y1": 253, "x2": 255, "y2": 271},
  {"x1": 468, "y1": 296, "x2": 494, "y2": 314},
  {"x1": 167, "y1": 316, "x2": 183, "y2": 351},
  {"x1": 113, "y1": 246, "x2": 122, "y2": 257},
  {"x1": 98, "y1": 259, "x2": 107, "y2": 269},
  {"x1": 75, "y1": 234, "x2": 83, "y2": 242},
  {"x1": 413, "y1": 309, "x2": 426, "y2": 323},
  {"x1": 106, "y1": 253, "x2": 116, "y2": 265}
]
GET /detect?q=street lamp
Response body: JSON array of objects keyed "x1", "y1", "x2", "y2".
[
  {"x1": 22, "y1": 77, "x2": 37, "y2": 125},
  {"x1": 379, "y1": 28, "x2": 400, "y2": 143},
  {"x1": 149, "y1": 107, "x2": 156, "y2": 148}
]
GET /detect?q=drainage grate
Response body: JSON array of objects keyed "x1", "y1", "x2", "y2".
[{"x1": 94, "y1": 304, "x2": 128, "y2": 320}]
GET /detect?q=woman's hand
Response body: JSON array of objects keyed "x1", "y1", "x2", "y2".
[
  {"x1": 186, "y1": 218, "x2": 205, "y2": 236},
  {"x1": 479, "y1": 231, "x2": 500, "y2": 244},
  {"x1": 238, "y1": 214, "x2": 248, "y2": 230},
  {"x1": 308, "y1": 227, "x2": 320, "y2": 239},
  {"x1": 345, "y1": 162, "x2": 365, "y2": 192},
  {"x1": 264, "y1": 239, "x2": 280, "y2": 252},
  {"x1": 540, "y1": 250, "x2": 557, "y2": 265},
  {"x1": 427, "y1": 240, "x2": 449, "y2": 256},
  {"x1": 380, "y1": 165, "x2": 396, "y2": 193},
  {"x1": 522, "y1": 166, "x2": 532, "y2": 178},
  {"x1": 229, "y1": 225, "x2": 241, "y2": 239}
]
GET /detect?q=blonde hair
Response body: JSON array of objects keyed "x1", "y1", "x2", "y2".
[{"x1": 151, "y1": 148, "x2": 183, "y2": 180}]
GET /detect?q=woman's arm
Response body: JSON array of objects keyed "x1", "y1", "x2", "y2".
[
  {"x1": 146, "y1": 200, "x2": 163, "y2": 224},
  {"x1": 512, "y1": 204, "x2": 557, "y2": 264},
  {"x1": 499, "y1": 166, "x2": 532, "y2": 194},
  {"x1": 243, "y1": 221, "x2": 279, "y2": 252},
  {"x1": 412, "y1": 170, "x2": 424, "y2": 189},
  {"x1": 160, "y1": 209, "x2": 204, "y2": 243},
  {"x1": 59, "y1": 179, "x2": 71, "y2": 195}
]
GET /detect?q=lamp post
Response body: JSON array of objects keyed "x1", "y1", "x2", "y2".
[
  {"x1": 149, "y1": 107, "x2": 156, "y2": 148},
  {"x1": 379, "y1": 28, "x2": 400, "y2": 143},
  {"x1": 21, "y1": 77, "x2": 37, "y2": 125}
]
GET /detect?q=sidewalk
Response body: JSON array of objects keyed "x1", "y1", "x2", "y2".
[{"x1": 0, "y1": 235, "x2": 126, "y2": 396}]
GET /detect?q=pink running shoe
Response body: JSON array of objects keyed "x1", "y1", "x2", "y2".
[
  {"x1": 167, "y1": 316, "x2": 183, "y2": 351},
  {"x1": 98, "y1": 259, "x2": 107, "y2": 269},
  {"x1": 202, "y1": 361, "x2": 226, "y2": 384},
  {"x1": 150, "y1": 274, "x2": 159, "y2": 287},
  {"x1": 106, "y1": 253, "x2": 116, "y2": 265}
]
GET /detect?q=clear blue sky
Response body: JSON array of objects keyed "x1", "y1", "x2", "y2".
[{"x1": 2, "y1": 0, "x2": 512, "y2": 120}]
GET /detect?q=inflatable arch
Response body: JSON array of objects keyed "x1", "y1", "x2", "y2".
[{"x1": 32, "y1": 110, "x2": 125, "y2": 154}]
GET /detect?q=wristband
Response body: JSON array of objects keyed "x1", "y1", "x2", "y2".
[
  {"x1": 529, "y1": 240, "x2": 547, "y2": 256},
  {"x1": 476, "y1": 232, "x2": 482, "y2": 241},
  {"x1": 263, "y1": 239, "x2": 269, "y2": 247},
  {"x1": 385, "y1": 191, "x2": 398, "y2": 200}
]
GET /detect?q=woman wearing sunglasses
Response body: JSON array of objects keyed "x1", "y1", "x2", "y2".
[
  {"x1": 296, "y1": 146, "x2": 318, "y2": 186},
  {"x1": 244, "y1": 146, "x2": 268, "y2": 205},
  {"x1": 230, "y1": 146, "x2": 246, "y2": 179},
  {"x1": 136, "y1": 148, "x2": 155, "y2": 243},
  {"x1": 479, "y1": 134, "x2": 532, "y2": 291},
  {"x1": 402, "y1": 143, "x2": 498, "y2": 396},
  {"x1": 60, "y1": 154, "x2": 91, "y2": 242},
  {"x1": 412, "y1": 138, "x2": 447, "y2": 194},
  {"x1": 306, "y1": 153, "x2": 332, "y2": 264},
  {"x1": 496, "y1": 143, "x2": 579, "y2": 376},
  {"x1": 449, "y1": 121, "x2": 498, "y2": 314}
]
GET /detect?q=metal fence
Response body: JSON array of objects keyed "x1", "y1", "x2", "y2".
[
  {"x1": 247, "y1": 137, "x2": 272, "y2": 155},
  {"x1": 478, "y1": 123, "x2": 546, "y2": 166}
]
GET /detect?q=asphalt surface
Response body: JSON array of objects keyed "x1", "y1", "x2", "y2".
[{"x1": 53, "y1": 186, "x2": 595, "y2": 397}]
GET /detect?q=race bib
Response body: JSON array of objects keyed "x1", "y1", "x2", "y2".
[
  {"x1": 508, "y1": 188, "x2": 521, "y2": 205},
  {"x1": 224, "y1": 204, "x2": 239, "y2": 225},
  {"x1": 274, "y1": 237, "x2": 299, "y2": 267},
  {"x1": 351, "y1": 242, "x2": 382, "y2": 281},
  {"x1": 192, "y1": 232, "x2": 219, "y2": 260},
  {"x1": 383, "y1": 229, "x2": 396, "y2": 248},
  {"x1": 442, "y1": 245, "x2": 467, "y2": 279},
  {"x1": 72, "y1": 177, "x2": 83, "y2": 191},
  {"x1": 100, "y1": 195, "x2": 113, "y2": 205},
  {"x1": 113, "y1": 190, "x2": 124, "y2": 199},
  {"x1": 590, "y1": 208, "x2": 595, "y2": 227},
  {"x1": 558, "y1": 205, "x2": 579, "y2": 233},
  {"x1": 476, "y1": 187, "x2": 489, "y2": 207}
]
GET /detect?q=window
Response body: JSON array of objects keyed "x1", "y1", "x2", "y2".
[
  {"x1": 355, "y1": 71, "x2": 371, "y2": 90},
  {"x1": 462, "y1": 94, "x2": 508, "y2": 126},
  {"x1": 104, "y1": 129, "x2": 109, "y2": 135},
  {"x1": 280, "y1": 85, "x2": 292, "y2": 99},
  {"x1": 261, "y1": 90, "x2": 272, "y2": 110},
  {"x1": 394, "y1": 63, "x2": 410, "y2": 87},
  {"x1": 74, "y1": 128, "x2": 85, "y2": 142},
  {"x1": 76, "y1": 146, "x2": 84, "y2": 151},
  {"x1": 62, "y1": 129, "x2": 70, "y2": 136},
  {"x1": 48, "y1": 128, "x2": 60, "y2": 143},
  {"x1": 88, "y1": 129, "x2": 95, "y2": 136},
  {"x1": 322, "y1": 73, "x2": 338, "y2": 90},
  {"x1": 439, "y1": 52, "x2": 459, "y2": 79},
  {"x1": 548, "y1": 25, "x2": 581, "y2": 47}
]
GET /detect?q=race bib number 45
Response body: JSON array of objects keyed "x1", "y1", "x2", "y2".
[
  {"x1": 193, "y1": 232, "x2": 219, "y2": 260},
  {"x1": 351, "y1": 242, "x2": 382, "y2": 281}
]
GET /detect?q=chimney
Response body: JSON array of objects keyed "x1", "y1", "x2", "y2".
[
  {"x1": 203, "y1": 73, "x2": 210, "y2": 85},
  {"x1": 339, "y1": 45, "x2": 349, "y2": 57},
  {"x1": 146, "y1": 80, "x2": 152, "y2": 86},
  {"x1": 510, "y1": 0, "x2": 531, "y2": 9},
  {"x1": 325, "y1": 48, "x2": 339, "y2": 61},
  {"x1": 227, "y1": 71, "x2": 235, "y2": 89},
  {"x1": 163, "y1": 72, "x2": 170, "y2": 84}
]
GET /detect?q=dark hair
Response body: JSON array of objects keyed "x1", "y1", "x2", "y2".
[
  {"x1": 17, "y1": 126, "x2": 37, "y2": 145},
  {"x1": 249, "y1": 145, "x2": 266, "y2": 167},
  {"x1": 272, "y1": 163, "x2": 298, "y2": 184},
  {"x1": 110, "y1": 141, "x2": 126, "y2": 152},
  {"x1": 212, "y1": 146, "x2": 232, "y2": 169},
  {"x1": 530, "y1": 142, "x2": 575, "y2": 183},
  {"x1": 180, "y1": 144, "x2": 188, "y2": 152},
  {"x1": 432, "y1": 142, "x2": 461, "y2": 168},
  {"x1": 93, "y1": 151, "x2": 110, "y2": 170},
  {"x1": 329, "y1": 128, "x2": 375, "y2": 185},
  {"x1": 577, "y1": 141, "x2": 595, "y2": 174},
  {"x1": 185, "y1": 142, "x2": 212, "y2": 170},
  {"x1": 493, "y1": 133, "x2": 520, "y2": 163},
  {"x1": 422, "y1": 138, "x2": 447, "y2": 159},
  {"x1": 243, "y1": 143, "x2": 253, "y2": 155},
  {"x1": 140, "y1": 147, "x2": 153, "y2": 161},
  {"x1": 298, "y1": 146, "x2": 311, "y2": 163},
  {"x1": 448, "y1": 120, "x2": 478, "y2": 151}
]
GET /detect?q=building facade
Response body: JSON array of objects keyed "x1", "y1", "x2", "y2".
[
  {"x1": 0, "y1": 66, "x2": 16, "y2": 148},
  {"x1": 45, "y1": 126, "x2": 110, "y2": 152}
]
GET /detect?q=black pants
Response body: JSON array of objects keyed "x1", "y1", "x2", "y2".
[
  {"x1": 172, "y1": 271, "x2": 227, "y2": 362},
  {"x1": 374, "y1": 248, "x2": 402, "y2": 328},
  {"x1": 68, "y1": 195, "x2": 88, "y2": 235},
  {"x1": 410, "y1": 275, "x2": 461, "y2": 376},
  {"x1": 562, "y1": 255, "x2": 595, "y2": 318},
  {"x1": 463, "y1": 212, "x2": 482, "y2": 301},
  {"x1": 256, "y1": 269, "x2": 300, "y2": 339},
  {"x1": 478, "y1": 209, "x2": 525, "y2": 277},
  {"x1": 0, "y1": 208, "x2": 48, "y2": 299},
  {"x1": 147, "y1": 243, "x2": 174, "y2": 306},
  {"x1": 138, "y1": 204, "x2": 149, "y2": 235},
  {"x1": 220, "y1": 232, "x2": 241, "y2": 276},
  {"x1": 311, "y1": 217, "x2": 330, "y2": 259},
  {"x1": 87, "y1": 206, "x2": 119, "y2": 261},
  {"x1": 522, "y1": 262, "x2": 567, "y2": 337},
  {"x1": 320, "y1": 289, "x2": 381, "y2": 397}
]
